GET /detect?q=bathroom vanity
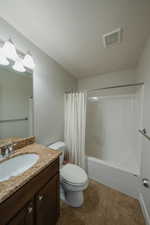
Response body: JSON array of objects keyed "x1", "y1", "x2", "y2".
[
  {"x1": 0, "y1": 57, "x2": 61, "y2": 225},
  {"x1": 0, "y1": 142, "x2": 61, "y2": 225}
]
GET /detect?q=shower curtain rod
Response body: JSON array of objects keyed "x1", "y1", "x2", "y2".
[
  {"x1": 65, "y1": 88, "x2": 76, "y2": 94},
  {"x1": 87, "y1": 82, "x2": 144, "y2": 92},
  {"x1": 65, "y1": 82, "x2": 144, "y2": 94}
]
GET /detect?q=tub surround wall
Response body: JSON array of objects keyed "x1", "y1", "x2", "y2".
[
  {"x1": 86, "y1": 87, "x2": 142, "y2": 175},
  {"x1": 0, "y1": 17, "x2": 77, "y2": 145},
  {"x1": 86, "y1": 88, "x2": 142, "y2": 199},
  {"x1": 79, "y1": 69, "x2": 142, "y2": 200}
]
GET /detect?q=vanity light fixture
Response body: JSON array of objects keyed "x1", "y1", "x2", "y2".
[
  {"x1": 0, "y1": 37, "x2": 35, "y2": 71},
  {"x1": 23, "y1": 52, "x2": 35, "y2": 69},
  {"x1": 3, "y1": 39, "x2": 18, "y2": 61},
  {"x1": 12, "y1": 57, "x2": 26, "y2": 72},
  {"x1": 0, "y1": 47, "x2": 9, "y2": 66}
]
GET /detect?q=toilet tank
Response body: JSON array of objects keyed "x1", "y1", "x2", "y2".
[{"x1": 48, "y1": 141, "x2": 66, "y2": 167}]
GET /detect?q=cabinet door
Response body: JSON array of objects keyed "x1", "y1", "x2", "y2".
[
  {"x1": 7, "y1": 201, "x2": 34, "y2": 225},
  {"x1": 36, "y1": 174, "x2": 59, "y2": 225}
]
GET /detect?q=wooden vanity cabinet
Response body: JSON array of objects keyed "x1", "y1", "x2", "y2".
[
  {"x1": 7, "y1": 201, "x2": 34, "y2": 225},
  {"x1": 0, "y1": 158, "x2": 59, "y2": 225},
  {"x1": 36, "y1": 174, "x2": 59, "y2": 225}
]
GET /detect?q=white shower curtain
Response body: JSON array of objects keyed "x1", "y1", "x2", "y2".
[{"x1": 64, "y1": 91, "x2": 87, "y2": 169}]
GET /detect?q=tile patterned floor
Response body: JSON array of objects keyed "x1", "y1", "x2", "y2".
[{"x1": 57, "y1": 180, "x2": 145, "y2": 225}]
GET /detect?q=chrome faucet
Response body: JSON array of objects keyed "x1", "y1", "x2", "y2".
[{"x1": 0, "y1": 143, "x2": 15, "y2": 158}]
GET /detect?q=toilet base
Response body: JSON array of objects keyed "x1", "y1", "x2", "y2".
[{"x1": 65, "y1": 190, "x2": 84, "y2": 207}]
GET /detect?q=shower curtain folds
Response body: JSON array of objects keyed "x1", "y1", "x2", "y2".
[{"x1": 64, "y1": 91, "x2": 87, "y2": 169}]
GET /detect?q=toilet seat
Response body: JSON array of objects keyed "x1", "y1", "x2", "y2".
[{"x1": 61, "y1": 163, "x2": 88, "y2": 186}]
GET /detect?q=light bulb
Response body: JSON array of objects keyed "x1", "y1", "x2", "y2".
[
  {"x1": 0, "y1": 47, "x2": 9, "y2": 65},
  {"x1": 88, "y1": 96, "x2": 99, "y2": 102},
  {"x1": 3, "y1": 39, "x2": 18, "y2": 61},
  {"x1": 92, "y1": 97, "x2": 99, "y2": 100},
  {"x1": 12, "y1": 58, "x2": 26, "y2": 72},
  {"x1": 23, "y1": 52, "x2": 35, "y2": 69}
]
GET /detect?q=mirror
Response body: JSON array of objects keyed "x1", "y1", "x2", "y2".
[{"x1": 0, "y1": 64, "x2": 33, "y2": 146}]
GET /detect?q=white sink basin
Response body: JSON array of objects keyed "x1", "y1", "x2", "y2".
[{"x1": 0, "y1": 154, "x2": 39, "y2": 182}]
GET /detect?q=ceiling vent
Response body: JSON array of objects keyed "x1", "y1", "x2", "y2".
[{"x1": 103, "y1": 28, "x2": 122, "y2": 47}]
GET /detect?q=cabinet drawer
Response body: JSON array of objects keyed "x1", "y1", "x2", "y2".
[{"x1": 0, "y1": 158, "x2": 59, "y2": 225}]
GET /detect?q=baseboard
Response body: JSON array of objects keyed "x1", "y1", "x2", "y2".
[{"x1": 139, "y1": 193, "x2": 150, "y2": 225}]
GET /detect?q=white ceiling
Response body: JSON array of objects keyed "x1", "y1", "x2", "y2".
[{"x1": 0, "y1": 0, "x2": 150, "y2": 78}]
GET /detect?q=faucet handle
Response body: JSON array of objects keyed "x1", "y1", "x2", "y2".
[
  {"x1": 1, "y1": 146, "x2": 7, "y2": 157},
  {"x1": 7, "y1": 144, "x2": 12, "y2": 154},
  {"x1": 7, "y1": 143, "x2": 16, "y2": 154},
  {"x1": 0, "y1": 142, "x2": 17, "y2": 158}
]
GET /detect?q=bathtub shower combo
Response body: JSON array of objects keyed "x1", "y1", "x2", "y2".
[{"x1": 86, "y1": 84, "x2": 143, "y2": 198}]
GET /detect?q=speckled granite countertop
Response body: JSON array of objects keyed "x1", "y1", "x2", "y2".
[
  {"x1": 0, "y1": 143, "x2": 61, "y2": 204},
  {"x1": 0, "y1": 137, "x2": 23, "y2": 147}
]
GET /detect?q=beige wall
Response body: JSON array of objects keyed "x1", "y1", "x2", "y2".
[
  {"x1": 137, "y1": 36, "x2": 150, "y2": 223},
  {"x1": 137, "y1": 37, "x2": 150, "y2": 133},
  {"x1": 78, "y1": 69, "x2": 137, "y2": 91},
  {"x1": 0, "y1": 17, "x2": 77, "y2": 145}
]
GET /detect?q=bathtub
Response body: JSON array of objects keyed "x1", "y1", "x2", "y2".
[{"x1": 87, "y1": 156, "x2": 139, "y2": 199}]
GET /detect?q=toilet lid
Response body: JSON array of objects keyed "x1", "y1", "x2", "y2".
[{"x1": 60, "y1": 163, "x2": 87, "y2": 185}]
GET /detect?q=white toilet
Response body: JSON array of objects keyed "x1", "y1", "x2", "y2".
[{"x1": 48, "y1": 141, "x2": 88, "y2": 207}]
